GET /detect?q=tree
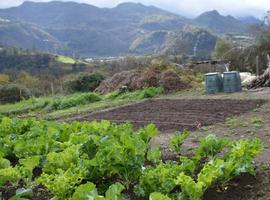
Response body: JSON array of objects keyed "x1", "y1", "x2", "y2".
[
  {"x1": 64, "y1": 73, "x2": 105, "y2": 93},
  {"x1": 212, "y1": 39, "x2": 234, "y2": 59},
  {"x1": 0, "y1": 84, "x2": 31, "y2": 103},
  {"x1": 0, "y1": 74, "x2": 10, "y2": 85},
  {"x1": 257, "y1": 30, "x2": 270, "y2": 52},
  {"x1": 16, "y1": 71, "x2": 39, "y2": 89}
]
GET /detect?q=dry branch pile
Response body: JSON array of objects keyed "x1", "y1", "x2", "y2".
[
  {"x1": 95, "y1": 68, "x2": 189, "y2": 94},
  {"x1": 249, "y1": 68, "x2": 270, "y2": 89}
]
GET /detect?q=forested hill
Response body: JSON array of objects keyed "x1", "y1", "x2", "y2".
[
  {"x1": 194, "y1": 10, "x2": 249, "y2": 33},
  {"x1": 0, "y1": 46, "x2": 86, "y2": 77},
  {"x1": 0, "y1": 1, "x2": 256, "y2": 57}
]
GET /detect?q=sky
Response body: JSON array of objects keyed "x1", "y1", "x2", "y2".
[{"x1": 0, "y1": 0, "x2": 269, "y2": 18}]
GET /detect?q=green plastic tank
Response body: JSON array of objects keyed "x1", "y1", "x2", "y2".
[
  {"x1": 205, "y1": 72, "x2": 223, "y2": 94},
  {"x1": 223, "y1": 71, "x2": 242, "y2": 93}
]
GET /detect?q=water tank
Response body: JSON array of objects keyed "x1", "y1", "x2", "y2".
[
  {"x1": 223, "y1": 71, "x2": 242, "y2": 93},
  {"x1": 205, "y1": 72, "x2": 223, "y2": 94}
]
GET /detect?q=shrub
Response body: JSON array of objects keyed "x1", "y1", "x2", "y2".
[
  {"x1": 0, "y1": 84, "x2": 31, "y2": 104},
  {"x1": 58, "y1": 93, "x2": 101, "y2": 110},
  {"x1": 64, "y1": 73, "x2": 105, "y2": 93},
  {"x1": 138, "y1": 87, "x2": 164, "y2": 99},
  {"x1": 47, "y1": 93, "x2": 102, "y2": 111},
  {"x1": 104, "y1": 87, "x2": 164, "y2": 101}
]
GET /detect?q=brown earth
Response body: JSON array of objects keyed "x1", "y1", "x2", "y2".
[{"x1": 73, "y1": 99, "x2": 266, "y2": 132}]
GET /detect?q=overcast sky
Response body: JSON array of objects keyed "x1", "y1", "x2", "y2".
[{"x1": 0, "y1": 0, "x2": 269, "y2": 18}]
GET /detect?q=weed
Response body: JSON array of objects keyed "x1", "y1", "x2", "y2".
[
  {"x1": 225, "y1": 117, "x2": 247, "y2": 128},
  {"x1": 251, "y1": 117, "x2": 264, "y2": 128},
  {"x1": 199, "y1": 126, "x2": 210, "y2": 131}
]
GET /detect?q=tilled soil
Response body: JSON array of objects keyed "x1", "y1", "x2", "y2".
[{"x1": 73, "y1": 99, "x2": 267, "y2": 132}]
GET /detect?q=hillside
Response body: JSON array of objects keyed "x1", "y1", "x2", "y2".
[
  {"x1": 130, "y1": 26, "x2": 217, "y2": 57},
  {"x1": 194, "y1": 10, "x2": 249, "y2": 33},
  {"x1": 0, "y1": 1, "x2": 251, "y2": 57},
  {"x1": 238, "y1": 16, "x2": 262, "y2": 25},
  {"x1": 0, "y1": 1, "x2": 189, "y2": 57},
  {"x1": 0, "y1": 45, "x2": 86, "y2": 76},
  {"x1": 0, "y1": 18, "x2": 61, "y2": 51}
]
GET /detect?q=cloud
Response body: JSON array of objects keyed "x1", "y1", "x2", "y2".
[{"x1": 0, "y1": 0, "x2": 268, "y2": 18}]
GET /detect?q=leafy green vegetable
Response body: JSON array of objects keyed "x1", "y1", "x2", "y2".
[
  {"x1": 19, "y1": 156, "x2": 40, "y2": 186},
  {"x1": 71, "y1": 182, "x2": 99, "y2": 200},
  {"x1": 137, "y1": 134, "x2": 263, "y2": 200},
  {"x1": 176, "y1": 173, "x2": 203, "y2": 200},
  {"x1": 71, "y1": 182, "x2": 124, "y2": 200},
  {"x1": 222, "y1": 138, "x2": 263, "y2": 181},
  {"x1": 0, "y1": 117, "x2": 263, "y2": 200},
  {"x1": 147, "y1": 145, "x2": 162, "y2": 165},
  {"x1": 36, "y1": 166, "x2": 87, "y2": 200},
  {"x1": 135, "y1": 163, "x2": 185, "y2": 196},
  {"x1": 43, "y1": 145, "x2": 80, "y2": 174},
  {"x1": 176, "y1": 159, "x2": 224, "y2": 200},
  {"x1": 0, "y1": 156, "x2": 10, "y2": 169},
  {"x1": 170, "y1": 131, "x2": 189, "y2": 152},
  {"x1": 9, "y1": 188, "x2": 33, "y2": 200},
  {"x1": 105, "y1": 182, "x2": 125, "y2": 200},
  {"x1": 194, "y1": 134, "x2": 230, "y2": 161},
  {"x1": 81, "y1": 122, "x2": 158, "y2": 186},
  {"x1": 175, "y1": 138, "x2": 263, "y2": 200},
  {"x1": 150, "y1": 192, "x2": 171, "y2": 200},
  {"x1": 0, "y1": 167, "x2": 21, "y2": 187}
]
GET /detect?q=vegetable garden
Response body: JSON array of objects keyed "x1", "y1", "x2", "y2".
[{"x1": 0, "y1": 117, "x2": 263, "y2": 200}]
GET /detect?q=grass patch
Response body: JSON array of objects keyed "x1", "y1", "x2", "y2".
[
  {"x1": 46, "y1": 99, "x2": 131, "y2": 119},
  {"x1": 56, "y1": 55, "x2": 76, "y2": 64},
  {"x1": 0, "y1": 93, "x2": 101, "y2": 115},
  {"x1": 0, "y1": 97, "x2": 51, "y2": 115},
  {"x1": 104, "y1": 87, "x2": 164, "y2": 101},
  {"x1": 46, "y1": 88, "x2": 163, "y2": 119},
  {"x1": 46, "y1": 93, "x2": 101, "y2": 111},
  {"x1": 0, "y1": 87, "x2": 163, "y2": 118}
]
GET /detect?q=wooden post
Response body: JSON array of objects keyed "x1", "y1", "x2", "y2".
[
  {"x1": 51, "y1": 82, "x2": 54, "y2": 96},
  {"x1": 60, "y1": 80, "x2": 63, "y2": 94},
  {"x1": 256, "y1": 55, "x2": 259, "y2": 77}
]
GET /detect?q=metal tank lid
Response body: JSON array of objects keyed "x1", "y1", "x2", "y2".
[
  {"x1": 205, "y1": 72, "x2": 220, "y2": 75},
  {"x1": 223, "y1": 71, "x2": 239, "y2": 74}
]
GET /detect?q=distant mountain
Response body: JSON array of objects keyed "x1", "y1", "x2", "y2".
[
  {"x1": 0, "y1": 1, "x2": 252, "y2": 57},
  {"x1": 194, "y1": 10, "x2": 248, "y2": 33},
  {"x1": 0, "y1": 1, "x2": 190, "y2": 57},
  {"x1": 0, "y1": 18, "x2": 61, "y2": 52},
  {"x1": 130, "y1": 26, "x2": 217, "y2": 56},
  {"x1": 238, "y1": 16, "x2": 262, "y2": 25}
]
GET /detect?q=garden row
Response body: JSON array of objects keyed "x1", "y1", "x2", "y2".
[{"x1": 0, "y1": 117, "x2": 263, "y2": 200}]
